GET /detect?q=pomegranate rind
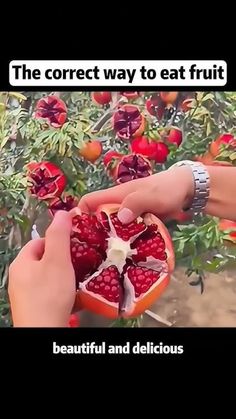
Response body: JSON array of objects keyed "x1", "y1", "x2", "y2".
[{"x1": 75, "y1": 291, "x2": 119, "y2": 319}]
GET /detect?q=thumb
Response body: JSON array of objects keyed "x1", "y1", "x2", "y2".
[
  {"x1": 44, "y1": 210, "x2": 72, "y2": 264},
  {"x1": 117, "y1": 191, "x2": 151, "y2": 224}
]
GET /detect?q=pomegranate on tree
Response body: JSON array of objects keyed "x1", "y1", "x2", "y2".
[
  {"x1": 113, "y1": 104, "x2": 145, "y2": 140},
  {"x1": 210, "y1": 133, "x2": 235, "y2": 157},
  {"x1": 120, "y1": 92, "x2": 140, "y2": 99},
  {"x1": 145, "y1": 96, "x2": 165, "y2": 119},
  {"x1": 218, "y1": 219, "x2": 236, "y2": 243},
  {"x1": 35, "y1": 95, "x2": 67, "y2": 128},
  {"x1": 131, "y1": 136, "x2": 159, "y2": 160},
  {"x1": 79, "y1": 140, "x2": 102, "y2": 163},
  {"x1": 160, "y1": 92, "x2": 178, "y2": 104},
  {"x1": 48, "y1": 195, "x2": 79, "y2": 216},
  {"x1": 72, "y1": 206, "x2": 174, "y2": 318},
  {"x1": 103, "y1": 150, "x2": 123, "y2": 177},
  {"x1": 114, "y1": 154, "x2": 152, "y2": 184},
  {"x1": 27, "y1": 161, "x2": 66, "y2": 200},
  {"x1": 152, "y1": 142, "x2": 169, "y2": 163},
  {"x1": 166, "y1": 127, "x2": 183, "y2": 147},
  {"x1": 91, "y1": 92, "x2": 112, "y2": 105}
]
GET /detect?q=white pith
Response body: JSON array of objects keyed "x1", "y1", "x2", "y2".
[{"x1": 79, "y1": 213, "x2": 169, "y2": 313}]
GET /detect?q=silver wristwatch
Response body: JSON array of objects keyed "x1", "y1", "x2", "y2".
[{"x1": 169, "y1": 160, "x2": 210, "y2": 215}]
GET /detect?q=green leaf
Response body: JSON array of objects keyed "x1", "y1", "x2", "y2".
[
  {"x1": 9, "y1": 92, "x2": 27, "y2": 101},
  {"x1": 0, "y1": 136, "x2": 9, "y2": 149}
]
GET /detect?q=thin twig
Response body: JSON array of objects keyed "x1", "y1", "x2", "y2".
[{"x1": 145, "y1": 309, "x2": 173, "y2": 326}]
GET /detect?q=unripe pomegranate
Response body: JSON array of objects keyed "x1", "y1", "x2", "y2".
[
  {"x1": 72, "y1": 206, "x2": 175, "y2": 318},
  {"x1": 79, "y1": 140, "x2": 102, "y2": 163}
]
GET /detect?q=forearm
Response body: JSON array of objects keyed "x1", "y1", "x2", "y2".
[{"x1": 204, "y1": 166, "x2": 236, "y2": 220}]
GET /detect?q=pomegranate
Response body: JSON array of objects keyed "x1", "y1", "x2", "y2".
[
  {"x1": 103, "y1": 150, "x2": 123, "y2": 177},
  {"x1": 160, "y1": 92, "x2": 178, "y2": 104},
  {"x1": 48, "y1": 195, "x2": 79, "y2": 216},
  {"x1": 218, "y1": 219, "x2": 236, "y2": 243},
  {"x1": 120, "y1": 92, "x2": 140, "y2": 99},
  {"x1": 145, "y1": 96, "x2": 165, "y2": 119},
  {"x1": 72, "y1": 206, "x2": 174, "y2": 318},
  {"x1": 152, "y1": 142, "x2": 169, "y2": 163},
  {"x1": 181, "y1": 98, "x2": 194, "y2": 112},
  {"x1": 113, "y1": 105, "x2": 145, "y2": 140},
  {"x1": 210, "y1": 134, "x2": 235, "y2": 157},
  {"x1": 27, "y1": 161, "x2": 66, "y2": 200},
  {"x1": 68, "y1": 314, "x2": 80, "y2": 327},
  {"x1": 131, "y1": 136, "x2": 159, "y2": 160},
  {"x1": 167, "y1": 127, "x2": 183, "y2": 147},
  {"x1": 91, "y1": 92, "x2": 112, "y2": 105},
  {"x1": 79, "y1": 140, "x2": 102, "y2": 163},
  {"x1": 114, "y1": 154, "x2": 152, "y2": 184},
  {"x1": 35, "y1": 95, "x2": 67, "y2": 128}
]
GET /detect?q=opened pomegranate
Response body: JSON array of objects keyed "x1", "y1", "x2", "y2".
[
  {"x1": 79, "y1": 140, "x2": 102, "y2": 163},
  {"x1": 72, "y1": 206, "x2": 174, "y2": 318},
  {"x1": 35, "y1": 95, "x2": 67, "y2": 128},
  {"x1": 92, "y1": 92, "x2": 112, "y2": 105},
  {"x1": 48, "y1": 195, "x2": 79, "y2": 216},
  {"x1": 115, "y1": 154, "x2": 152, "y2": 184},
  {"x1": 27, "y1": 161, "x2": 66, "y2": 200},
  {"x1": 145, "y1": 96, "x2": 165, "y2": 119},
  {"x1": 131, "y1": 136, "x2": 158, "y2": 160},
  {"x1": 113, "y1": 105, "x2": 145, "y2": 140}
]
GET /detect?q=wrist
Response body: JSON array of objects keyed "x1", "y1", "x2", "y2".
[{"x1": 175, "y1": 166, "x2": 195, "y2": 210}]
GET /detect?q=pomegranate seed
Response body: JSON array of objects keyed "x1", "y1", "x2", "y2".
[
  {"x1": 86, "y1": 266, "x2": 121, "y2": 303},
  {"x1": 127, "y1": 266, "x2": 160, "y2": 298}
]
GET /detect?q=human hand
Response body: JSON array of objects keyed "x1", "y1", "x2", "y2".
[
  {"x1": 79, "y1": 166, "x2": 195, "y2": 223},
  {"x1": 8, "y1": 211, "x2": 75, "y2": 327}
]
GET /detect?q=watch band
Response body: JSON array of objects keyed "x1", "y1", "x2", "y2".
[{"x1": 169, "y1": 160, "x2": 210, "y2": 215}]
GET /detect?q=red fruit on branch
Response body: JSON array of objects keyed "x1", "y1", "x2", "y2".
[
  {"x1": 68, "y1": 314, "x2": 80, "y2": 327},
  {"x1": 35, "y1": 95, "x2": 67, "y2": 128},
  {"x1": 72, "y1": 205, "x2": 174, "y2": 318},
  {"x1": 115, "y1": 154, "x2": 152, "y2": 184},
  {"x1": 103, "y1": 150, "x2": 123, "y2": 177},
  {"x1": 79, "y1": 140, "x2": 102, "y2": 163},
  {"x1": 210, "y1": 133, "x2": 235, "y2": 157},
  {"x1": 131, "y1": 136, "x2": 158, "y2": 160},
  {"x1": 166, "y1": 127, "x2": 183, "y2": 147},
  {"x1": 48, "y1": 195, "x2": 79, "y2": 216},
  {"x1": 27, "y1": 161, "x2": 66, "y2": 200},
  {"x1": 160, "y1": 92, "x2": 178, "y2": 104},
  {"x1": 152, "y1": 142, "x2": 169, "y2": 163},
  {"x1": 120, "y1": 92, "x2": 140, "y2": 99},
  {"x1": 91, "y1": 92, "x2": 112, "y2": 105},
  {"x1": 113, "y1": 105, "x2": 145, "y2": 140},
  {"x1": 145, "y1": 96, "x2": 165, "y2": 119},
  {"x1": 181, "y1": 98, "x2": 194, "y2": 112},
  {"x1": 218, "y1": 219, "x2": 236, "y2": 243}
]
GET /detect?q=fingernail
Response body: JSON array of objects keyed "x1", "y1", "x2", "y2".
[{"x1": 118, "y1": 208, "x2": 134, "y2": 224}]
